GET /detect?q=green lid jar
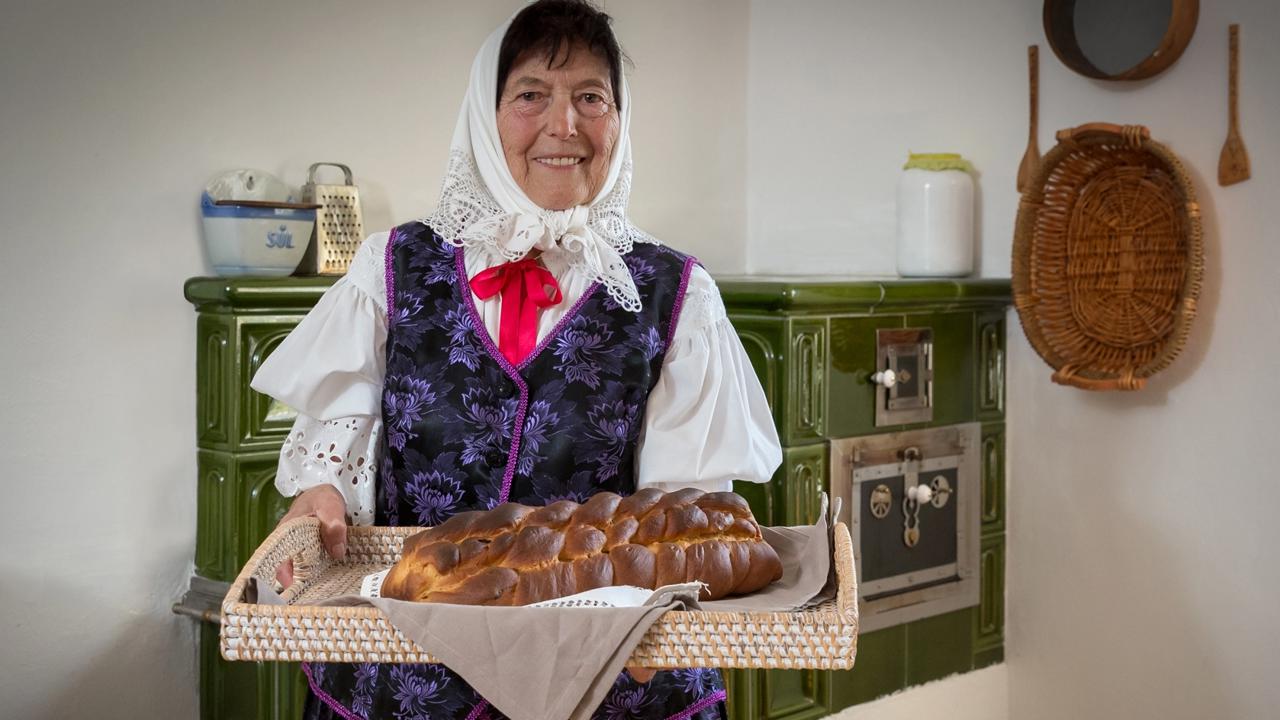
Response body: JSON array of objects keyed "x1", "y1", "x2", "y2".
[{"x1": 896, "y1": 153, "x2": 975, "y2": 277}]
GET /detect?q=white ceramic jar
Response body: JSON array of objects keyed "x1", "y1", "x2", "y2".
[{"x1": 896, "y1": 153, "x2": 975, "y2": 277}]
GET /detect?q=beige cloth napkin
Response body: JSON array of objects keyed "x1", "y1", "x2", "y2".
[{"x1": 251, "y1": 496, "x2": 836, "y2": 720}]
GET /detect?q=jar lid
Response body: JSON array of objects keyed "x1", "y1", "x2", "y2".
[{"x1": 903, "y1": 153, "x2": 974, "y2": 173}]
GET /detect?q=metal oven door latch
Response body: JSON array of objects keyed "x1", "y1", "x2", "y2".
[{"x1": 871, "y1": 327, "x2": 934, "y2": 426}]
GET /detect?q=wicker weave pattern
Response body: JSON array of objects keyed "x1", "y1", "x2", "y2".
[
  {"x1": 220, "y1": 518, "x2": 858, "y2": 669},
  {"x1": 1013, "y1": 123, "x2": 1203, "y2": 391}
]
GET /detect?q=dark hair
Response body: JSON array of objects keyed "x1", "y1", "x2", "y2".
[{"x1": 497, "y1": 0, "x2": 625, "y2": 111}]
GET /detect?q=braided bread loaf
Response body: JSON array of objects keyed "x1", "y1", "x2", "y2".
[{"x1": 382, "y1": 487, "x2": 783, "y2": 606}]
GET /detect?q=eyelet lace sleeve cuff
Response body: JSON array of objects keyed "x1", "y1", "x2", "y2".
[{"x1": 275, "y1": 413, "x2": 380, "y2": 526}]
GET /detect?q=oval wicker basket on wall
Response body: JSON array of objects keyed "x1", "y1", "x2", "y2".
[{"x1": 1012, "y1": 123, "x2": 1203, "y2": 391}]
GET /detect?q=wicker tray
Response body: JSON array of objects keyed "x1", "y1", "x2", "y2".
[
  {"x1": 1013, "y1": 122, "x2": 1203, "y2": 391},
  {"x1": 220, "y1": 518, "x2": 858, "y2": 669}
]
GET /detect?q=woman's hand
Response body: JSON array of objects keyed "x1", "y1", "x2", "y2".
[
  {"x1": 274, "y1": 485, "x2": 349, "y2": 589},
  {"x1": 625, "y1": 666, "x2": 658, "y2": 684}
]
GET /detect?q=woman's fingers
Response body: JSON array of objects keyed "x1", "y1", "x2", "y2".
[
  {"x1": 274, "y1": 485, "x2": 350, "y2": 588},
  {"x1": 276, "y1": 557, "x2": 295, "y2": 589},
  {"x1": 318, "y1": 511, "x2": 348, "y2": 562},
  {"x1": 625, "y1": 666, "x2": 658, "y2": 684}
]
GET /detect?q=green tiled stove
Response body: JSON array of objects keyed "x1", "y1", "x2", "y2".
[
  {"x1": 714, "y1": 277, "x2": 1010, "y2": 718},
  {"x1": 179, "y1": 275, "x2": 1010, "y2": 720}
]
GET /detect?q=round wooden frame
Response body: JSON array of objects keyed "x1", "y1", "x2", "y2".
[{"x1": 1043, "y1": 0, "x2": 1199, "y2": 81}]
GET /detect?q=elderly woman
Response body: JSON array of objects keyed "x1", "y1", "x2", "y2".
[{"x1": 252, "y1": 1, "x2": 781, "y2": 718}]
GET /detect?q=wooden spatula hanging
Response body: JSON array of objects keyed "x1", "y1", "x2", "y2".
[
  {"x1": 1219, "y1": 24, "x2": 1251, "y2": 186},
  {"x1": 1017, "y1": 45, "x2": 1041, "y2": 194}
]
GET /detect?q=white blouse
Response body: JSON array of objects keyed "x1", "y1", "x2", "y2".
[{"x1": 251, "y1": 231, "x2": 782, "y2": 525}]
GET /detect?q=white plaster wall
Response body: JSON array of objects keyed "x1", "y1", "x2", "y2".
[
  {"x1": 0, "y1": 1, "x2": 746, "y2": 717},
  {"x1": 1005, "y1": 1, "x2": 1280, "y2": 718},
  {"x1": 746, "y1": 0, "x2": 1039, "y2": 277}
]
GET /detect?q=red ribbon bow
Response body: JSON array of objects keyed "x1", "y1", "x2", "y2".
[{"x1": 469, "y1": 257, "x2": 563, "y2": 365}]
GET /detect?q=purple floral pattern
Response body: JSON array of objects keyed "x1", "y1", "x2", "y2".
[
  {"x1": 350, "y1": 663, "x2": 379, "y2": 715},
  {"x1": 439, "y1": 299, "x2": 485, "y2": 371},
  {"x1": 383, "y1": 374, "x2": 441, "y2": 451},
  {"x1": 390, "y1": 288, "x2": 430, "y2": 350},
  {"x1": 379, "y1": 452, "x2": 400, "y2": 526},
  {"x1": 389, "y1": 664, "x2": 463, "y2": 720},
  {"x1": 307, "y1": 223, "x2": 723, "y2": 719},
  {"x1": 459, "y1": 384, "x2": 518, "y2": 468},
  {"x1": 600, "y1": 675, "x2": 658, "y2": 720},
  {"x1": 627, "y1": 323, "x2": 665, "y2": 362},
  {"x1": 516, "y1": 379, "x2": 571, "y2": 475},
  {"x1": 522, "y1": 470, "x2": 597, "y2": 506},
  {"x1": 582, "y1": 381, "x2": 644, "y2": 482},
  {"x1": 402, "y1": 450, "x2": 467, "y2": 526},
  {"x1": 552, "y1": 313, "x2": 622, "y2": 389},
  {"x1": 671, "y1": 668, "x2": 720, "y2": 698}
]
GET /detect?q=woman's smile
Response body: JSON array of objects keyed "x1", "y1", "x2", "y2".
[{"x1": 534, "y1": 156, "x2": 585, "y2": 167}]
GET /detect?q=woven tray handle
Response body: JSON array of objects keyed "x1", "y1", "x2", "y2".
[
  {"x1": 223, "y1": 517, "x2": 328, "y2": 612},
  {"x1": 1056, "y1": 122, "x2": 1151, "y2": 147},
  {"x1": 1052, "y1": 366, "x2": 1146, "y2": 391}
]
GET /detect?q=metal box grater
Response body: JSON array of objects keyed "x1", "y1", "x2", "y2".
[{"x1": 298, "y1": 162, "x2": 365, "y2": 275}]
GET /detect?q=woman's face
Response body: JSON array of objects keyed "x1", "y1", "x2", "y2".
[{"x1": 497, "y1": 45, "x2": 620, "y2": 211}]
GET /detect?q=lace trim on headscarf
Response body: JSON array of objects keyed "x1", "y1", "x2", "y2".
[{"x1": 424, "y1": 148, "x2": 658, "y2": 313}]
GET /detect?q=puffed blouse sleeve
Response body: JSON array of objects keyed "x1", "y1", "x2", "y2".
[
  {"x1": 248, "y1": 232, "x2": 390, "y2": 525},
  {"x1": 636, "y1": 265, "x2": 783, "y2": 493}
]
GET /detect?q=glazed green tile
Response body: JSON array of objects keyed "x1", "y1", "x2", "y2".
[
  {"x1": 196, "y1": 315, "x2": 234, "y2": 449},
  {"x1": 237, "y1": 318, "x2": 305, "y2": 451},
  {"x1": 783, "y1": 318, "x2": 828, "y2": 444},
  {"x1": 973, "y1": 646, "x2": 1004, "y2": 669},
  {"x1": 760, "y1": 669, "x2": 830, "y2": 719},
  {"x1": 734, "y1": 478, "x2": 776, "y2": 527},
  {"x1": 829, "y1": 625, "x2": 906, "y2": 709},
  {"x1": 826, "y1": 315, "x2": 904, "y2": 438},
  {"x1": 200, "y1": 622, "x2": 290, "y2": 720},
  {"x1": 240, "y1": 453, "x2": 294, "y2": 568},
  {"x1": 976, "y1": 310, "x2": 1007, "y2": 420},
  {"x1": 777, "y1": 443, "x2": 828, "y2": 525},
  {"x1": 195, "y1": 313, "x2": 308, "y2": 454},
  {"x1": 877, "y1": 280, "x2": 1012, "y2": 309},
  {"x1": 901, "y1": 312, "x2": 975, "y2": 429},
  {"x1": 724, "y1": 669, "x2": 759, "y2": 720},
  {"x1": 198, "y1": 450, "x2": 288, "y2": 580},
  {"x1": 975, "y1": 533, "x2": 1006, "y2": 653},
  {"x1": 905, "y1": 608, "x2": 974, "y2": 685},
  {"x1": 716, "y1": 278, "x2": 1011, "y2": 314},
  {"x1": 255, "y1": 661, "x2": 307, "y2": 720},
  {"x1": 185, "y1": 276, "x2": 338, "y2": 312},
  {"x1": 727, "y1": 315, "x2": 787, "y2": 433},
  {"x1": 196, "y1": 450, "x2": 237, "y2": 581},
  {"x1": 717, "y1": 279, "x2": 886, "y2": 312},
  {"x1": 980, "y1": 423, "x2": 1006, "y2": 534}
]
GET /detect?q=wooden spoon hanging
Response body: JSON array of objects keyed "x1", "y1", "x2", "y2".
[
  {"x1": 1017, "y1": 45, "x2": 1041, "y2": 194},
  {"x1": 1218, "y1": 24, "x2": 1250, "y2": 186}
]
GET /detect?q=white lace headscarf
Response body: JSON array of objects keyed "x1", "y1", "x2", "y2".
[{"x1": 424, "y1": 15, "x2": 657, "y2": 313}]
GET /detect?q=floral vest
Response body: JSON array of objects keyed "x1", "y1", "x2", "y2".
[{"x1": 301, "y1": 222, "x2": 727, "y2": 720}]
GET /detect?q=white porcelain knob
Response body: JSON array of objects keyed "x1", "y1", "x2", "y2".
[
  {"x1": 907, "y1": 484, "x2": 933, "y2": 504},
  {"x1": 872, "y1": 369, "x2": 897, "y2": 388}
]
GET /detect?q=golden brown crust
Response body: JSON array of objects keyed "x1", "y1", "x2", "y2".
[{"x1": 383, "y1": 488, "x2": 783, "y2": 605}]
